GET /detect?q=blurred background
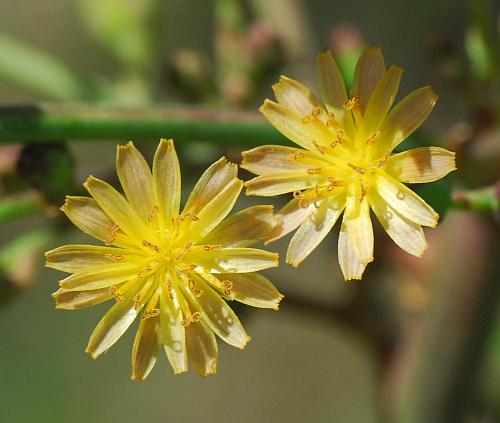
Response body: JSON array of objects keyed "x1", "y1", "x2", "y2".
[{"x1": 0, "y1": 0, "x2": 498, "y2": 422}]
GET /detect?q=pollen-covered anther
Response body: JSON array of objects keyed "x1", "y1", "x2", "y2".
[
  {"x1": 365, "y1": 131, "x2": 380, "y2": 144},
  {"x1": 141, "y1": 308, "x2": 160, "y2": 320},
  {"x1": 138, "y1": 265, "x2": 153, "y2": 278},
  {"x1": 105, "y1": 223, "x2": 120, "y2": 245},
  {"x1": 105, "y1": 253, "x2": 124, "y2": 262},
  {"x1": 293, "y1": 190, "x2": 304, "y2": 199},
  {"x1": 326, "y1": 112, "x2": 339, "y2": 128},
  {"x1": 110, "y1": 286, "x2": 124, "y2": 302},
  {"x1": 222, "y1": 280, "x2": 233, "y2": 295},
  {"x1": 343, "y1": 96, "x2": 362, "y2": 110},
  {"x1": 202, "y1": 244, "x2": 220, "y2": 251},
  {"x1": 184, "y1": 211, "x2": 199, "y2": 221},
  {"x1": 302, "y1": 107, "x2": 321, "y2": 124},
  {"x1": 307, "y1": 167, "x2": 322, "y2": 175},
  {"x1": 147, "y1": 205, "x2": 159, "y2": 222},
  {"x1": 288, "y1": 151, "x2": 305, "y2": 161},
  {"x1": 191, "y1": 312, "x2": 201, "y2": 323},
  {"x1": 377, "y1": 151, "x2": 390, "y2": 168},
  {"x1": 348, "y1": 163, "x2": 366, "y2": 175},
  {"x1": 327, "y1": 177, "x2": 339, "y2": 191},
  {"x1": 142, "y1": 240, "x2": 159, "y2": 252},
  {"x1": 298, "y1": 199, "x2": 310, "y2": 209},
  {"x1": 313, "y1": 141, "x2": 326, "y2": 154}
]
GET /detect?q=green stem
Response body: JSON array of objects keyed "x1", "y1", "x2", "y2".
[
  {"x1": 452, "y1": 185, "x2": 500, "y2": 214},
  {"x1": 0, "y1": 103, "x2": 287, "y2": 145}
]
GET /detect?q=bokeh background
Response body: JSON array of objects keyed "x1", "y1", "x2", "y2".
[{"x1": 0, "y1": 1, "x2": 498, "y2": 422}]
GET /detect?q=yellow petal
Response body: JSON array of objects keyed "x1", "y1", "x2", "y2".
[
  {"x1": 377, "y1": 86, "x2": 438, "y2": 153},
  {"x1": 266, "y1": 198, "x2": 315, "y2": 243},
  {"x1": 212, "y1": 273, "x2": 283, "y2": 310},
  {"x1": 351, "y1": 47, "x2": 386, "y2": 111},
  {"x1": 45, "y1": 244, "x2": 140, "y2": 273},
  {"x1": 286, "y1": 195, "x2": 345, "y2": 266},
  {"x1": 131, "y1": 315, "x2": 160, "y2": 381},
  {"x1": 183, "y1": 178, "x2": 243, "y2": 242},
  {"x1": 245, "y1": 171, "x2": 326, "y2": 196},
  {"x1": 190, "y1": 276, "x2": 251, "y2": 349},
  {"x1": 185, "y1": 319, "x2": 218, "y2": 377},
  {"x1": 116, "y1": 141, "x2": 155, "y2": 223},
  {"x1": 159, "y1": 280, "x2": 187, "y2": 374},
  {"x1": 183, "y1": 157, "x2": 237, "y2": 215},
  {"x1": 385, "y1": 147, "x2": 456, "y2": 183},
  {"x1": 259, "y1": 99, "x2": 322, "y2": 152},
  {"x1": 375, "y1": 172, "x2": 439, "y2": 227},
  {"x1": 201, "y1": 205, "x2": 278, "y2": 248},
  {"x1": 86, "y1": 288, "x2": 141, "y2": 358},
  {"x1": 338, "y1": 216, "x2": 368, "y2": 281},
  {"x1": 61, "y1": 196, "x2": 132, "y2": 248},
  {"x1": 362, "y1": 65, "x2": 403, "y2": 137},
  {"x1": 369, "y1": 191, "x2": 427, "y2": 257},
  {"x1": 344, "y1": 186, "x2": 374, "y2": 264},
  {"x1": 187, "y1": 247, "x2": 279, "y2": 273},
  {"x1": 84, "y1": 176, "x2": 149, "y2": 243},
  {"x1": 52, "y1": 286, "x2": 116, "y2": 310},
  {"x1": 272, "y1": 75, "x2": 322, "y2": 117},
  {"x1": 241, "y1": 145, "x2": 321, "y2": 175},
  {"x1": 316, "y1": 50, "x2": 354, "y2": 135},
  {"x1": 59, "y1": 262, "x2": 142, "y2": 291},
  {"x1": 153, "y1": 138, "x2": 181, "y2": 224}
]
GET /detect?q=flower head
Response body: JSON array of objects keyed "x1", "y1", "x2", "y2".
[
  {"x1": 46, "y1": 139, "x2": 282, "y2": 379},
  {"x1": 242, "y1": 47, "x2": 456, "y2": 280}
]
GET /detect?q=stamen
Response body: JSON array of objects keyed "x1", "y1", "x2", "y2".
[
  {"x1": 142, "y1": 240, "x2": 160, "y2": 252},
  {"x1": 222, "y1": 280, "x2": 233, "y2": 296},
  {"x1": 348, "y1": 163, "x2": 366, "y2": 175},
  {"x1": 293, "y1": 190, "x2": 304, "y2": 199},
  {"x1": 365, "y1": 131, "x2": 380, "y2": 144},
  {"x1": 312, "y1": 106, "x2": 322, "y2": 117},
  {"x1": 299, "y1": 199, "x2": 310, "y2": 208},
  {"x1": 327, "y1": 177, "x2": 339, "y2": 191},
  {"x1": 147, "y1": 205, "x2": 159, "y2": 222},
  {"x1": 104, "y1": 254, "x2": 124, "y2": 262},
  {"x1": 105, "y1": 223, "x2": 120, "y2": 245},
  {"x1": 377, "y1": 151, "x2": 390, "y2": 168},
  {"x1": 138, "y1": 265, "x2": 153, "y2": 278},
  {"x1": 185, "y1": 211, "x2": 199, "y2": 221},
  {"x1": 110, "y1": 278, "x2": 137, "y2": 302},
  {"x1": 307, "y1": 167, "x2": 322, "y2": 175},
  {"x1": 343, "y1": 96, "x2": 362, "y2": 111},
  {"x1": 288, "y1": 151, "x2": 305, "y2": 162},
  {"x1": 202, "y1": 244, "x2": 220, "y2": 251},
  {"x1": 313, "y1": 141, "x2": 326, "y2": 154},
  {"x1": 141, "y1": 290, "x2": 160, "y2": 320}
]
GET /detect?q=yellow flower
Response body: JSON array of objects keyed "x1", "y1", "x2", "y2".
[
  {"x1": 242, "y1": 47, "x2": 456, "y2": 280},
  {"x1": 46, "y1": 139, "x2": 282, "y2": 379}
]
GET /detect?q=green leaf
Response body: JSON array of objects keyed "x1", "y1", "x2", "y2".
[{"x1": 0, "y1": 34, "x2": 85, "y2": 100}]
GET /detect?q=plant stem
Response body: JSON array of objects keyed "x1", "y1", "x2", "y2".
[
  {"x1": 0, "y1": 192, "x2": 43, "y2": 225},
  {"x1": 0, "y1": 103, "x2": 287, "y2": 145}
]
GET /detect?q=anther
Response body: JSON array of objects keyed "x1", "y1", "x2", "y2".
[
  {"x1": 343, "y1": 96, "x2": 362, "y2": 110},
  {"x1": 299, "y1": 199, "x2": 310, "y2": 208},
  {"x1": 222, "y1": 280, "x2": 233, "y2": 295},
  {"x1": 293, "y1": 190, "x2": 304, "y2": 199},
  {"x1": 348, "y1": 163, "x2": 366, "y2": 175},
  {"x1": 147, "y1": 205, "x2": 159, "y2": 222},
  {"x1": 138, "y1": 265, "x2": 153, "y2": 278},
  {"x1": 377, "y1": 151, "x2": 390, "y2": 168},
  {"x1": 202, "y1": 244, "x2": 220, "y2": 251},
  {"x1": 307, "y1": 168, "x2": 322, "y2": 175},
  {"x1": 191, "y1": 312, "x2": 201, "y2": 323},
  {"x1": 105, "y1": 254, "x2": 124, "y2": 262},
  {"x1": 111, "y1": 286, "x2": 124, "y2": 302},
  {"x1": 142, "y1": 240, "x2": 160, "y2": 252},
  {"x1": 313, "y1": 141, "x2": 326, "y2": 154},
  {"x1": 365, "y1": 131, "x2": 380, "y2": 144},
  {"x1": 327, "y1": 177, "x2": 338, "y2": 191}
]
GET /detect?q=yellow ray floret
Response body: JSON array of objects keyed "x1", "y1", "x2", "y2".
[
  {"x1": 46, "y1": 139, "x2": 282, "y2": 379},
  {"x1": 242, "y1": 47, "x2": 456, "y2": 281}
]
